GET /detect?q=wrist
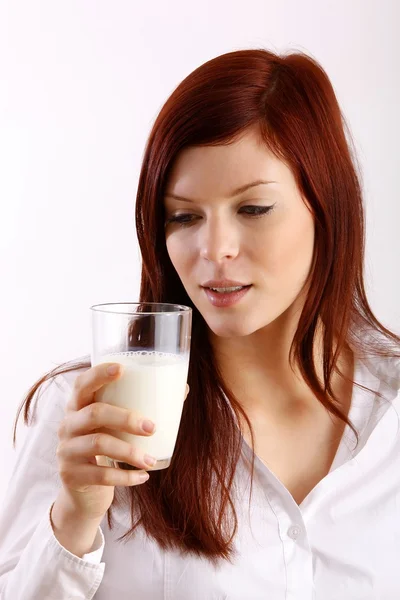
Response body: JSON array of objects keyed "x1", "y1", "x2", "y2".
[
  {"x1": 50, "y1": 493, "x2": 104, "y2": 558},
  {"x1": 53, "y1": 487, "x2": 106, "y2": 524}
]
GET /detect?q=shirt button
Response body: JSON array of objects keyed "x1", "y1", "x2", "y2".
[{"x1": 287, "y1": 525, "x2": 302, "y2": 540}]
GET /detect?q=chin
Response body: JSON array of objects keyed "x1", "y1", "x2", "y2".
[
  {"x1": 202, "y1": 302, "x2": 292, "y2": 339},
  {"x1": 204, "y1": 314, "x2": 262, "y2": 339},
  {"x1": 190, "y1": 290, "x2": 293, "y2": 339}
]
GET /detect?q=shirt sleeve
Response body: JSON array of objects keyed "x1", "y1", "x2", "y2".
[{"x1": 0, "y1": 372, "x2": 106, "y2": 600}]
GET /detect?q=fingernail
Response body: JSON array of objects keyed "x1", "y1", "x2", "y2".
[
  {"x1": 107, "y1": 365, "x2": 120, "y2": 376},
  {"x1": 144, "y1": 454, "x2": 157, "y2": 467},
  {"x1": 142, "y1": 419, "x2": 155, "y2": 433},
  {"x1": 139, "y1": 472, "x2": 150, "y2": 483}
]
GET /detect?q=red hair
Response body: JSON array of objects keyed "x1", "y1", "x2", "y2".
[{"x1": 14, "y1": 48, "x2": 400, "y2": 562}]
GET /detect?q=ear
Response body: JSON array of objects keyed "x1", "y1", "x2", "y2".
[{"x1": 184, "y1": 383, "x2": 190, "y2": 401}]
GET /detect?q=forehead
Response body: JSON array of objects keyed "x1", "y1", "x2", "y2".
[{"x1": 165, "y1": 128, "x2": 290, "y2": 201}]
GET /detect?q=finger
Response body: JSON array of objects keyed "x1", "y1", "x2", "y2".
[
  {"x1": 60, "y1": 402, "x2": 156, "y2": 439},
  {"x1": 67, "y1": 363, "x2": 124, "y2": 412},
  {"x1": 60, "y1": 463, "x2": 150, "y2": 489},
  {"x1": 95, "y1": 454, "x2": 110, "y2": 467},
  {"x1": 57, "y1": 433, "x2": 157, "y2": 470}
]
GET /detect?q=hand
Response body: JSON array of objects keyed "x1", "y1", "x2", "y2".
[{"x1": 55, "y1": 362, "x2": 160, "y2": 521}]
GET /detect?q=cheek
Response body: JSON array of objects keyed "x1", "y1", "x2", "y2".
[
  {"x1": 258, "y1": 216, "x2": 314, "y2": 284},
  {"x1": 166, "y1": 237, "x2": 180, "y2": 272},
  {"x1": 166, "y1": 235, "x2": 193, "y2": 280}
]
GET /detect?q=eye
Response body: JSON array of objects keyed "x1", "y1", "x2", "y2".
[
  {"x1": 165, "y1": 214, "x2": 198, "y2": 227},
  {"x1": 239, "y1": 205, "x2": 276, "y2": 217},
  {"x1": 164, "y1": 204, "x2": 276, "y2": 228}
]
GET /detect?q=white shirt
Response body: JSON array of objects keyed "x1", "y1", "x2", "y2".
[{"x1": 0, "y1": 350, "x2": 400, "y2": 599}]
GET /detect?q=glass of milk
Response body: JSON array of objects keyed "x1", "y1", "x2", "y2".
[{"x1": 90, "y1": 302, "x2": 192, "y2": 471}]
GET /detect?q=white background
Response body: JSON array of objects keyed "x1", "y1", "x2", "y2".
[{"x1": 0, "y1": 0, "x2": 399, "y2": 505}]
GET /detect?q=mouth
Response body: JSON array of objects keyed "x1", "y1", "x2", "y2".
[
  {"x1": 202, "y1": 285, "x2": 252, "y2": 308},
  {"x1": 205, "y1": 285, "x2": 249, "y2": 293}
]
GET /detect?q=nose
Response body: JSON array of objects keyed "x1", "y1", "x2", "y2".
[{"x1": 199, "y1": 215, "x2": 240, "y2": 263}]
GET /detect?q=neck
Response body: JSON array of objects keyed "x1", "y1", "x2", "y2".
[{"x1": 210, "y1": 308, "x2": 354, "y2": 421}]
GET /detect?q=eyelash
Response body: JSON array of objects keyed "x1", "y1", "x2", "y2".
[{"x1": 165, "y1": 205, "x2": 276, "y2": 227}]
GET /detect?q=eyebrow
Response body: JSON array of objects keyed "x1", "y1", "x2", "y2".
[{"x1": 164, "y1": 179, "x2": 276, "y2": 203}]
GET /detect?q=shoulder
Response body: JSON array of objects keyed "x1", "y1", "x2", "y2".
[
  {"x1": 32, "y1": 364, "x2": 91, "y2": 422},
  {"x1": 357, "y1": 353, "x2": 400, "y2": 412},
  {"x1": 58, "y1": 365, "x2": 90, "y2": 391},
  {"x1": 352, "y1": 326, "x2": 400, "y2": 392},
  {"x1": 360, "y1": 353, "x2": 400, "y2": 389}
]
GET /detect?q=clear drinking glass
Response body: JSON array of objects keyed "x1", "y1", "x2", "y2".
[{"x1": 90, "y1": 302, "x2": 192, "y2": 471}]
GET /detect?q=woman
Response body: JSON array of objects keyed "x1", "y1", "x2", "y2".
[{"x1": 1, "y1": 48, "x2": 399, "y2": 599}]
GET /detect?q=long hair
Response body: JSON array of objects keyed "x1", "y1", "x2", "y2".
[{"x1": 13, "y1": 48, "x2": 400, "y2": 562}]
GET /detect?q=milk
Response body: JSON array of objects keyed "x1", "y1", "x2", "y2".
[{"x1": 94, "y1": 351, "x2": 189, "y2": 469}]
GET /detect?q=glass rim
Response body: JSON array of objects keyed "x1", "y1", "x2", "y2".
[{"x1": 90, "y1": 302, "x2": 192, "y2": 316}]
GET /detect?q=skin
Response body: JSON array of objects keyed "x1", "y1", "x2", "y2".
[{"x1": 164, "y1": 125, "x2": 353, "y2": 428}]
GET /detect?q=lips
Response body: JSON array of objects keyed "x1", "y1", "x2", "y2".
[
  {"x1": 202, "y1": 279, "x2": 250, "y2": 289},
  {"x1": 203, "y1": 285, "x2": 252, "y2": 308}
]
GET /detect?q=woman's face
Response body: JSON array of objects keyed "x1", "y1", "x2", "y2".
[{"x1": 164, "y1": 127, "x2": 315, "y2": 338}]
